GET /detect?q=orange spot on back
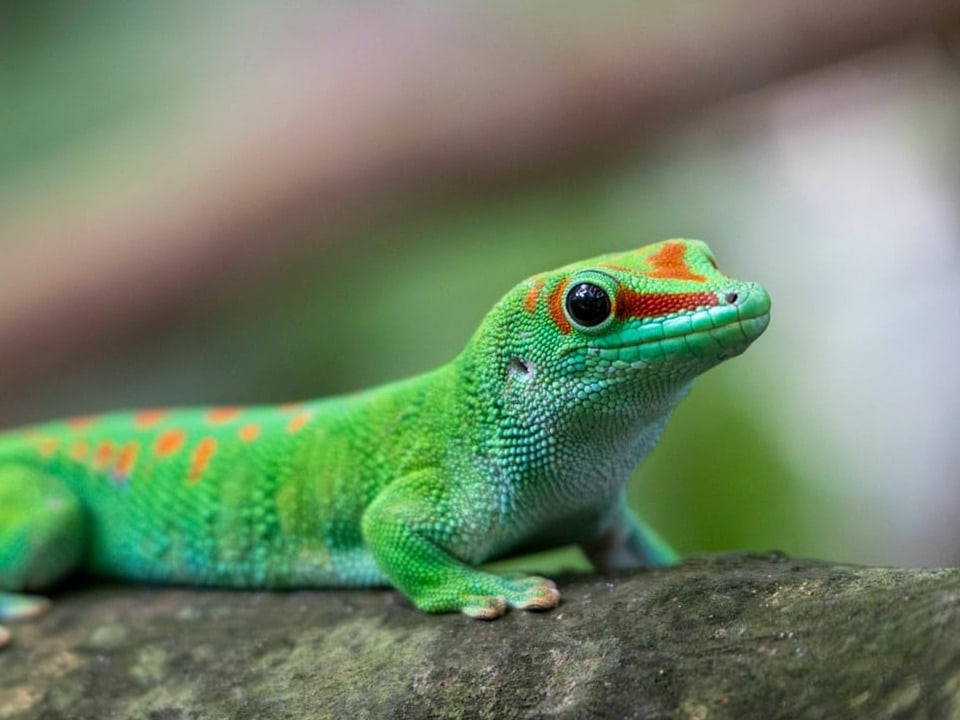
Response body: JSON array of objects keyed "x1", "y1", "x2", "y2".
[
  {"x1": 287, "y1": 411, "x2": 312, "y2": 433},
  {"x1": 646, "y1": 242, "x2": 706, "y2": 283},
  {"x1": 134, "y1": 409, "x2": 168, "y2": 429},
  {"x1": 188, "y1": 437, "x2": 217, "y2": 484},
  {"x1": 155, "y1": 429, "x2": 186, "y2": 456},
  {"x1": 36, "y1": 438, "x2": 59, "y2": 457},
  {"x1": 206, "y1": 407, "x2": 241, "y2": 424},
  {"x1": 524, "y1": 278, "x2": 545, "y2": 314},
  {"x1": 114, "y1": 442, "x2": 139, "y2": 476},
  {"x1": 67, "y1": 414, "x2": 97, "y2": 430},
  {"x1": 547, "y1": 279, "x2": 572, "y2": 335},
  {"x1": 279, "y1": 402, "x2": 300, "y2": 413},
  {"x1": 93, "y1": 441, "x2": 116, "y2": 470},
  {"x1": 70, "y1": 440, "x2": 89, "y2": 461},
  {"x1": 238, "y1": 424, "x2": 260, "y2": 442}
]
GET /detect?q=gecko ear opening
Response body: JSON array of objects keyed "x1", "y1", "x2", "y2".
[{"x1": 508, "y1": 356, "x2": 533, "y2": 378}]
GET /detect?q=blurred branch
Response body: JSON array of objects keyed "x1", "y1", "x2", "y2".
[{"x1": 1, "y1": 0, "x2": 958, "y2": 404}]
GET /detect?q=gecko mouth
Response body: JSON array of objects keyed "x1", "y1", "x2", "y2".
[{"x1": 591, "y1": 283, "x2": 771, "y2": 363}]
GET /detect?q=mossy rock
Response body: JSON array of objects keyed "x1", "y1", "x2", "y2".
[{"x1": 1, "y1": 553, "x2": 958, "y2": 719}]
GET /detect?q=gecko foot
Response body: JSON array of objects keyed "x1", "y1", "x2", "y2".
[
  {"x1": 0, "y1": 592, "x2": 52, "y2": 621},
  {"x1": 0, "y1": 593, "x2": 53, "y2": 651},
  {"x1": 460, "y1": 575, "x2": 560, "y2": 619}
]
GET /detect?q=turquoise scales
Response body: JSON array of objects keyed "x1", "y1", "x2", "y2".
[{"x1": 0, "y1": 239, "x2": 770, "y2": 643}]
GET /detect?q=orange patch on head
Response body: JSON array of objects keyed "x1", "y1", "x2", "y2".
[
  {"x1": 238, "y1": 424, "x2": 260, "y2": 442},
  {"x1": 646, "y1": 242, "x2": 706, "y2": 283},
  {"x1": 547, "y1": 279, "x2": 572, "y2": 335},
  {"x1": 69, "y1": 440, "x2": 89, "y2": 461},
  {"x1": 188, "y1": 437, "x2": 217, "y2": 484},
  {"x1": 134, "y1": 409, "x2": 168, "y2": 429},
  {"x1": 524, "y1": 278, "x2": 545, "y2": 314},
  {"x1": 114, "y1": 443, "x2": 139, "y2": 477},
  {"x1": 206, "y1": 407, "x2": 241, "y2": 424},
  {"x1": 67, "y1": 414, "x2": 97, "y2": 430},
  {"x1": 93, "y1": 441, "x2": 116, "y2": 469},
  {"x1": 155, "y1": 429, "x2": 186, "y2": 457},
  {"x1": 287, "y1": 411, "x2": 312, "y2": 433}
]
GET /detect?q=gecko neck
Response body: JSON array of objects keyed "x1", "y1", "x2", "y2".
[{"x1": 454, "y1": 332, "x2": 690, "y2": 515}]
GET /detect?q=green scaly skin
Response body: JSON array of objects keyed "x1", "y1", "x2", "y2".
[{"x1": 0, "y1": 239, "x2": 769, "y2": 643}]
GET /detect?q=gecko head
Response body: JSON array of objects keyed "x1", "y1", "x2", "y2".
[{"x1": 478, "y1": 239, "x2": 771, "y2": 416}]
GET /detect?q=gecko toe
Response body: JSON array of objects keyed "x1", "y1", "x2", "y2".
[
  {"x1": 0, "y1": 593, "x2": 51, "y2": 621},
  {"x1": 462, "y1": 595, "x2": 508, "y2": 620},
  {"x1": 515, "y1": 584, "x2": 560, "y2": 611}
]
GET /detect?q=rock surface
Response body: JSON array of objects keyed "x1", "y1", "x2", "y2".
[{"x1": 1, "y1": 553, "x2": 958, "y2": 719}]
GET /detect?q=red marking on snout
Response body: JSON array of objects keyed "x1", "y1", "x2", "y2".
[{"x1": 614, "y1": 289, "x2": 717, "y2": 320}]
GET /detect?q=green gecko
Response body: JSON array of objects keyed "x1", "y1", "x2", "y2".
[{"x1": 0, "y1": 239, "x2": 769, "y2": 645}]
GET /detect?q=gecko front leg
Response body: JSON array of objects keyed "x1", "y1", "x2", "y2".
[{"x1": 361, "y1": 470, "x2": 560, "y2": 618}]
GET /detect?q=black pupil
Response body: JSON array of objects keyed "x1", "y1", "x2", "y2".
[{"x1": 565, "y1": 283, "x2": 611, "y2": 327}]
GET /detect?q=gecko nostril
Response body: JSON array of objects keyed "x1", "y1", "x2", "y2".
[{"x1": 724, "y1": 292, "x2": 739, "y2": 304}]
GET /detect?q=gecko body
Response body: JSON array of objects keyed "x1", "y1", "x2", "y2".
[{"x1": 0, "y1": 239, "x2": 770, "y2": 643}]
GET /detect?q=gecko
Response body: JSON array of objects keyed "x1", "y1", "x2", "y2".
[{"x1": 0, "y1": 239, "x2": 770, "y2": 645}]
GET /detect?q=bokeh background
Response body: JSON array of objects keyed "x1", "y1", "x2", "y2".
[{"x1": 1, "y1": 1, "x2": 959, "y2": 568}]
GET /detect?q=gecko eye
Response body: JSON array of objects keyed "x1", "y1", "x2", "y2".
[{"x1": 565, "y1": 283, "x2": 611, "y2": 328}]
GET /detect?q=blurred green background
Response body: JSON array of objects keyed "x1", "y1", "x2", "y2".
[{"x1": 1, "y1": 1, "x2": 959, "y2": 569}]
